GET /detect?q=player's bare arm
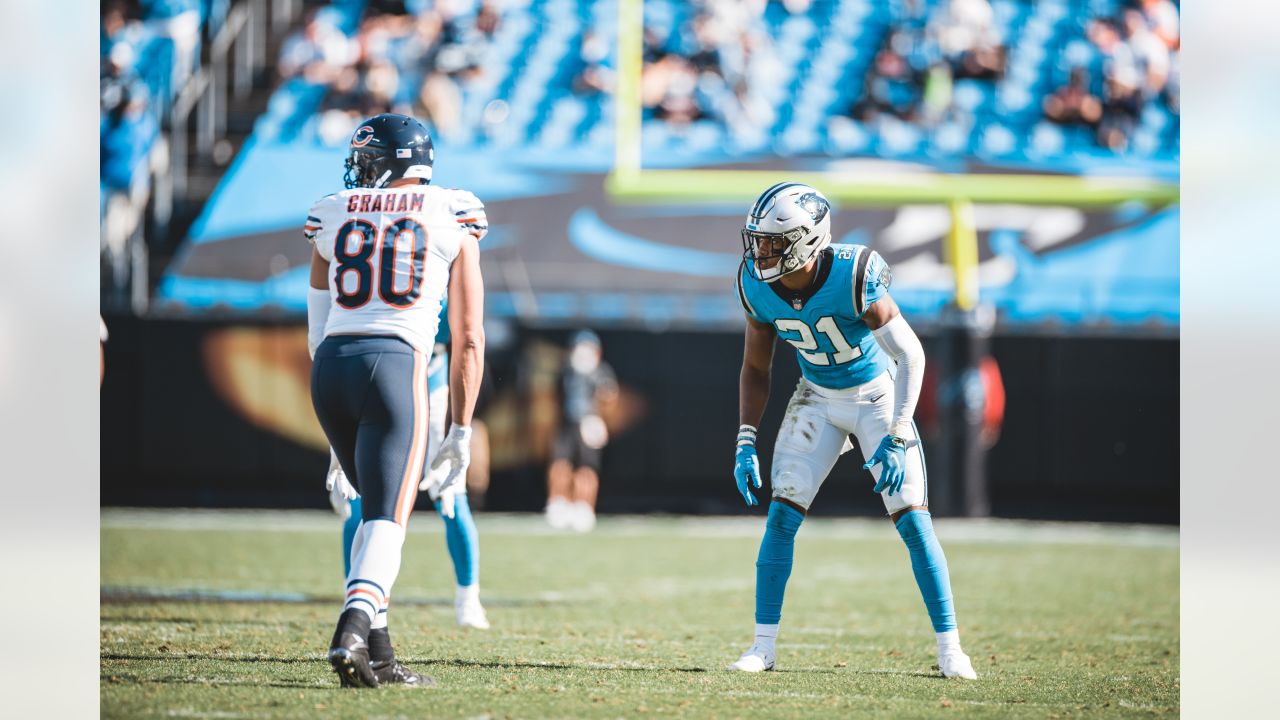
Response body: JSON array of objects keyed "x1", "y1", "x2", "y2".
[
  {"x1": 309, "y1": 247, "x2": 328, "y2": 291},
  {"x1": 860, "y1": 291, "x2": 900, "y2": 330},
  {"x1": 447, "y1": 234, "x2": 485, "y2": 428},
  {"x1": 739, "y1": 316, "x2": 776, "y2": 428}
]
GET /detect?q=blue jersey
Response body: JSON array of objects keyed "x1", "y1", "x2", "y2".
[{"x1": 737, "y1": 244, "x2": 892, "y2": 390}]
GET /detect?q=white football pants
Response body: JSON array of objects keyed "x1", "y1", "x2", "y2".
[{"x1": 770, "y1": 371, "x2": 927, "y2": 514}]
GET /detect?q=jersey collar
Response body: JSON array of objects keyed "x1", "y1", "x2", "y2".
[{"x1": 769, "y1": 247, "x2": 833, "y2": 311}]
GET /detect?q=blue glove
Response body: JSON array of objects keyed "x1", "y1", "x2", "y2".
[
  {"x1": 734, "y1": 425, "x2": 763, "y2": 506},
  {"x1": 863, "y1": 435, "x2": 907, "y2": 497},
  {"x1": 735, "y1": 445, "x2": 763, "y2": 506}
]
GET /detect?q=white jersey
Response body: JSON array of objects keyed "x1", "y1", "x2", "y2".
[{"x1": 304, "y1": 185, "x2": 487, "y2": 353}]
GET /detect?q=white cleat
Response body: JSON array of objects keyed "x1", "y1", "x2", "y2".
[
  {"x1": 939, "y1": 651, "x2": 977, "y2": 680},
  {"x1": 456, "y1": 599, "x2": 490, "y2": 629},
  {"x1": 727, "y1": 644, "x2": 776, "y2": 672}
]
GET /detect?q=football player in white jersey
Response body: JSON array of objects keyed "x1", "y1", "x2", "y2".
[
  {"x1": 728, "y1": 182, "x2": 976, "y2": 679},
  {"x1": 306, "y1": 113, "x2": 485, "y2": 688}
]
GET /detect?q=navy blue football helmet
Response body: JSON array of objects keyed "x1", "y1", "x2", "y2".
[{"x1": 343, "y1": 113, "x2": 435, "y2": 189}]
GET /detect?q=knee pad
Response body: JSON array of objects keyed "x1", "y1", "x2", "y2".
[{"x1": 770, "y1": 461, "x2": 817, "y2": 511}]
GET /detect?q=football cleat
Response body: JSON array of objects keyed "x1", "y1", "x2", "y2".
[
  {"x1": 371, "y1": 659, "x2": 435, "y2": 687},
  {"x1": 938, "y1": 650, "x2": 978, "y2": 680},
  {"x1": 328, "y1": 609, "x2": 379, "y2": 688},
  {"x1": 456, "y1": 598, "x2": 491, "y2": 629},
  {"x1": 727, "y1": 644, "x2": 776, "y2": 672}
]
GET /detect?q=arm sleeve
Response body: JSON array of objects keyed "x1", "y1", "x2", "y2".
[
  {"x1": 855, "y1": 249, "x2": 892, "y2": 317},
  {"x1": 871, "y1": 314, "x2": 925, "y2": 439},
  {"x1": 307, "y1": 287, "x2": 330, "y2": 359},
  {"x1": 448, "y1": 189, "x2": 489, "y2": 241}
]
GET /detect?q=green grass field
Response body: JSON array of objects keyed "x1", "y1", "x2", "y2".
[{"x1": 101, "y1": 510, "x2": 1178, "y2": 719}]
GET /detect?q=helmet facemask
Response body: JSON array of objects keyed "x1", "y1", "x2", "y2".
[{"x1": 343, "y1": 149, "x2": 393, "y2": 189}]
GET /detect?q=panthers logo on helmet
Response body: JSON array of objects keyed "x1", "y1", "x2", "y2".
[
  {"x1": 351, "y1": 125, "x2": 376, "y2": 147},
  {"x1": 795, "y1": 192, "x2": 830, "y2": 225}
]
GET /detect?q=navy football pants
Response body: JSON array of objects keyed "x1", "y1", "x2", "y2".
[{"x1": 311, "y1": 335, "x2": 429, "y2": 526}]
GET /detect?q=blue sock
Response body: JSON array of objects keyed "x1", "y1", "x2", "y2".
[
  {"x1": 438, "y1": 495, "x2": 480, "y2": 587},
  {"x1": 895, "y1": 510, "x2": 957, "y2": 633},
  {"x1": 341, "y1": 497, "x2": 362, "y2": 577},
  {"x1": 755, "y1": 502, "x2": 805, "y2": 625}
]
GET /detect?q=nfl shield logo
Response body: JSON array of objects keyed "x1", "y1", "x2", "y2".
[{"x1": 792, "y1": 298, "x2": 803, "y2": 310}]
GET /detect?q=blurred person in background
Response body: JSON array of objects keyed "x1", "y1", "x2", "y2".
[
  {"x1": 1043, "y1": 66, "x2": 1102, "y2": 128},
  {"x1": 278, "y1": 10, "x2": 358, "y2": 84},
  {"x1": 545, "y1": 330, "x2": 618, "y2": 532},
  {"x1": 852, "y1": 31, "x2": 923, "y2": 123},
  {"x1": 1097, "y1": 64, "x2": 1143, "y2": 151},
  {"x1": 930, "y1": 0, "x2": 1004, "y2": 80},
  {"x1": 100, "y1": 49, "x2": 156, "y2": 297},
  {"x1": 1121, "y1": 8, "x2": 1169, "y2": 98},
  {"x1": 141, "y1": 0, "x2": 201, "y2": 90}
]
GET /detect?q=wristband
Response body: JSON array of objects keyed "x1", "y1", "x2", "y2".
[{"x1": 737, "y1": 424, "x2": 757, "y2": 448}]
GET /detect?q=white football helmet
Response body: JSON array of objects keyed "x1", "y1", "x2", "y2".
[{"x1": 742, "y1": 182, "x2": 833, "y2": 283}]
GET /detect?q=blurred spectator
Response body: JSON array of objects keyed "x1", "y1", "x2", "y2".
[
  {"x1": 101, "y1": 74, "x2": 157, "y2": 296},
  {"x1": 1097, "y1": 65, "x2": 1144, "y2": 151},
  {"x1": 1043, "y1": 67, "x2": 1102, "y2": 128},
  {"x1": 1122, "y1": 8, "x2": 1169, "y2": 97},
  {"x1": 852, "y1": 32, "x2": 923, "y2": 123},
  {"x1": 1140, "y1": 0, "x2": 1180, "y2": 50},
  {"x1": 545, "y1": 331, "x2": 618, "y2": 533},
  {"x1": 141, "y1": 0, "x2": 201, "y2": 90},
  {"x1": 930, "y1": 0, "x2": 1005, "y2": 80},
  {"x1": 277, "y1": 11, "x2": 358, "y2": 84}
]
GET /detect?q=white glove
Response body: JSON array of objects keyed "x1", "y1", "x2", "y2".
[
  {"x1": 418, "y1": 451, "x2": 464, "y2": 516},
  {"x1": 424, "y1": 425, "x2": 471, "y2": 519},
  {"x1": 325, "y1": 449, "x2": 358, "y2": 519}
]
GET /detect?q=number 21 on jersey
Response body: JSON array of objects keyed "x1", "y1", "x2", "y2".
[
  {"x1": 333, "y1": 218, "x2": 428, "y2": 309},
  {"x1": 775, "y1": 317, "x2": 862, "y2": 366}
]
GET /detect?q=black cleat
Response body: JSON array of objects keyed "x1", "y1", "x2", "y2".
[
  {"x1": 372, "y1": 659, "x2": 435, "y2": 687},
  {"x1": 328, "y1": 609, "x2": 379, "y2": 688}
]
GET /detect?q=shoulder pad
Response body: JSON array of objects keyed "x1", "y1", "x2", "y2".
[
  {"x1": 445, "y1": 188, "x2": 488, "y2": 241},
  {"x1": 855, "y1": 249, "x2": 892, "y2": 316},
  {"x1": 303, "y1": 194, "x2": 340, "y2": 244}
]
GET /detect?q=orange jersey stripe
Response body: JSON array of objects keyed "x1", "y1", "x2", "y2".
[{"x1": 393, "y1": 350, "x2": 427, "y2": 526}]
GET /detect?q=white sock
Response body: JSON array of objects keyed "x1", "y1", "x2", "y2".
[
  {"x1": 344, "y1": 519, "x2": 406, "y2": 623},
  {"x1": 456, "y1": 583, "x2": 480, "y2": 605},
  {"x1": 936, "y1": 629, "x2": 962, "y2": 655},
  {"x1": 371, "y1": 606, "x2": 388, "y2": 630},
  {"x1": 755, "y1": 623, "x2": 779, "y2": 651}
]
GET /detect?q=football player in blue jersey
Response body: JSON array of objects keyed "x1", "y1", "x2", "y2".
[{"x1": 728, "y1": 182, "x2": 977, "y2": 679}]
